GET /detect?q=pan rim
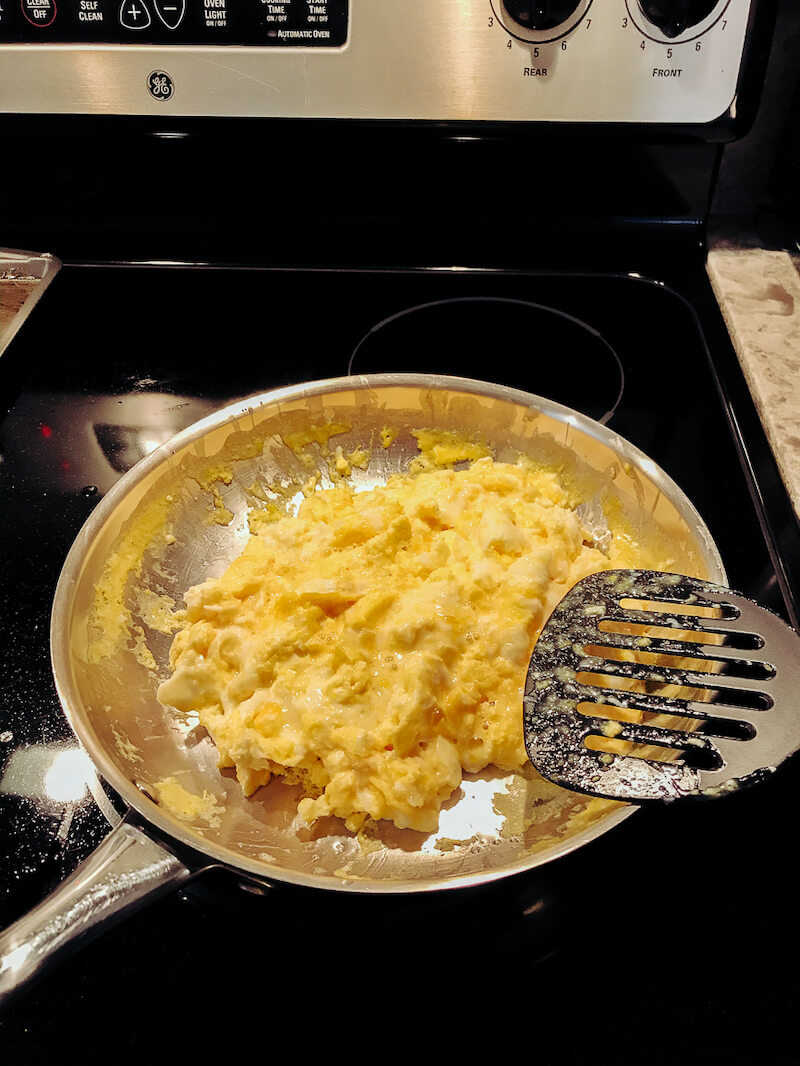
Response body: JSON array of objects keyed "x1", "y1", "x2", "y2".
[{"x1": 50, "y1": 372, "x2": 727, "y2": 894}]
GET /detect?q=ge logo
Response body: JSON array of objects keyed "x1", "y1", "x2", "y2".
[{"x1": 147, "y1": 70, "x2": 174, "y2": 101}]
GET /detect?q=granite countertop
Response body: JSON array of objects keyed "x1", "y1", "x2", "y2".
[
  {"x1": 706, "y1": 234, "x2": 800, "y2": 521},
  {"x1": 0, "y1": 249, "x2": 61, "y2": 358}
]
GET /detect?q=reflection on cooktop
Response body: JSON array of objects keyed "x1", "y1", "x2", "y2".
[
  {"x1": 347, "y1": 297, "x2": 625, "y2": 424},
  {"x1": 0, "y1": 392, "x2": 215, "y2": 494}
]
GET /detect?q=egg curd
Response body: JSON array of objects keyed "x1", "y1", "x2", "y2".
[{"x1": 157, "y1": 456, "x2": 653, "y2": 834}]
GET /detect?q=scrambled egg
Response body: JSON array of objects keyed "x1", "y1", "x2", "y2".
[
  {"x1": 157, "y1": 456, "x2": 655, "y2": 834},
  {"x1": 152, "y1": 777, "x2": 224, "y2": 828}
]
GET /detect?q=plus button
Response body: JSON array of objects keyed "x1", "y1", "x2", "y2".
[{"x1": 119, "y1": 0, "x2": 151, "y2": 29}]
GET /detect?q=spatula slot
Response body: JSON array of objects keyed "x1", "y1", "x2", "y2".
[
  {"x1": 575, "y1": 700, "x2": 654, "y2": 725},
  {"x1": 691, "y1": 714, "x2": 757, "y2": 742},
  {"x1": 581, "y1": 640, "x2": 777, "y2": 682},
  {"x1": 618, "y1": 596, "x2": 734, "y2": 619},
  {"x1": 575, "y1": 668, "x2": 773, "y2": 713},
  {"x1": 597, "y1": 618, "x2": 765, "y2": 651},
  {"x1": 670, "y1": 743, "x2": 726, "y2": 773},
  {"x1": 579, "y1": 698, "x2": 757, "y2": 742},
  {"x1": 583, "y1": 729, "x2": 725, "y2": 771},
  {"x1": 582, "y1": 640, "x2": 722, "y2": 675},
  {"x1": 576, "y1": 699, "x2": 704, "y2": 729},
  {"x1": 583, "y1": 732, "x2": 688, "y2": 763},
  {"x1": 575, "y1": 667, "x2": 713, "y2": 701}
]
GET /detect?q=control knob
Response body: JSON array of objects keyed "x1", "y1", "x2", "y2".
[
  {"x1": 501, "y1": 0, "x2": 583, "y2": 32},
  {"x1": 636, "y1": 0, "x2": 719, "y2": 38}
]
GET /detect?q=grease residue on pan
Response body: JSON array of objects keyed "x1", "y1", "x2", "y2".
[{"x1": 58, "y1": 377, "x2": 723, "y2": 891}]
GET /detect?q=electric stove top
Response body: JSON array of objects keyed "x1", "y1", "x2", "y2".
[{"x1": 1, "y1": 259, "x2": 799, "y2": 1064}]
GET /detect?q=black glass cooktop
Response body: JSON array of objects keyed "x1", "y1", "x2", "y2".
[{"x1": 1, "y1": 263, "x2": 798, "y2": 1065}]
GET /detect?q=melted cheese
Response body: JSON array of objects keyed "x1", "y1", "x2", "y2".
[{"x1": 157, "y1": 457, "x2": 663, "y2": 834}]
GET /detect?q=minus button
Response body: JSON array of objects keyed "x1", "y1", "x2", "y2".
[{"x1": 154, "y1": 0, "x2": 184, "y2": 28}]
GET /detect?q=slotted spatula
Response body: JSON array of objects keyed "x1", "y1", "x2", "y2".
[{"x1": 523, "y1": 570, "x2": 800, "y2": 802}]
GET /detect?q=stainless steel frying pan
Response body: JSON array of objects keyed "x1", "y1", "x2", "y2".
[{"x1": 0, "y1": 374, "x2": 726, "y2": 998}]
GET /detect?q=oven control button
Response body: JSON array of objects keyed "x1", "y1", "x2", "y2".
[
  {"x1": 501, "y1": 0, "x2": 582, "y2": 32},
  {"x1": 636, "y1": 0, "x2": 718, "y2": 38},
  {"x1": 153, "y1": 0, "x2": 184, "y2": 29},
  {"x1": 119, "y1": 0, "x2": 151, "y2": 29},
  {"x1": 21, "y1": 0, "x2": 57, "y2": 27}
]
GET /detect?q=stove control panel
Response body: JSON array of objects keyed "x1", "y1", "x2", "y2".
[
  {"x1": 2, "y1": 0, "x2": 349, "y2": 46},
  {"x1": 0, "y1": 0, "x2": 757, "y2": 124}
]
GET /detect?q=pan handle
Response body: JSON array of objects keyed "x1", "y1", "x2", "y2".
[{"x1": 0, "y1": 817, "x2": 196, "y2": 1003}]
